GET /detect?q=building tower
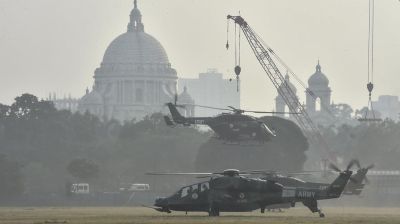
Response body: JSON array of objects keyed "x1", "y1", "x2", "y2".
[
  {"x1": 177, "y1": 86, "x2": 195, "y2": 117},
  {"x1": 178, "y1": 69, "x2": 240, "y2": 117},
  {"x1": 275, "y1": 72, "x2": 298, "y2": 117},
  {"x1": 78, "y1": 0, "x2": 178, "y2": 122},
  {"x1": 306, "y1": 61, "x2": 331, "y2": 114}
]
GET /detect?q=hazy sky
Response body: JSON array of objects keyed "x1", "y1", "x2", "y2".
[{"x1": 0, "y1": 0, "x2": 399, "y2": 111}]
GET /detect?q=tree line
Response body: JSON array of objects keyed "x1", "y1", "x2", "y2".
[{"x1": 1, "y1": 93, "x2": 398, "y2": 201}]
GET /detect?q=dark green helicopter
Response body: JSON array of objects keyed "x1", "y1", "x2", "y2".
[
  {"x1": 147, "y1": 166, "x2": 353, "y2": 217},
  {"x1": 164, "y1": 102, "x2": 297, "y2": 142}
]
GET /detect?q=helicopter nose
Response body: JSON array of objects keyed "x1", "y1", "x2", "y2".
[{"x1": 155, "y1": 197, "x2": 168, "y2": 207}]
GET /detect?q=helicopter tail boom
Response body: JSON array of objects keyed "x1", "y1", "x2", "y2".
[
  {"x1": 326, "y1": 171, "x2": 352, "y2": 198},
  {"x1": 166, "y1": 102, "x2": 187, "y2": 124},
  {"x1": 166, "y1": 102, "x2": 211, "y2": 126}
]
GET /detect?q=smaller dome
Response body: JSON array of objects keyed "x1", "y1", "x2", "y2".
[
  {"x1": 80, "y1": 89, "x2": 103, "y2": 105},
  {"x1": 278, "y1": 73, "x2": 297, "y2": 93},
  {"x1": 178, "y1": 86, "x2": 194, "y2": 104},
  {"x1": 308, "y1": 62, "x2": 329, "y2": 86}
]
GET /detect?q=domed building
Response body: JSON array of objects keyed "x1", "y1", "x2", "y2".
[
  {"x1": 78, "y1": 0, "x2": 179, "y2": 121},
  {"x1": 305, "y1": 61, "x2": 331, "y2": 114},
  {"x1": 177, "y1": 86, "x2": 195, "y2": 117},
  {"x1": 275, "y1": 72, "x2": 298, "y2": 117}
]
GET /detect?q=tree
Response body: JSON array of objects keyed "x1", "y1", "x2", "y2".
[
  {"x1": 10, "y1": 93, "x2": 39, "y2": 119},
  {"x1": 9, "y1": 93, "x2": 57, "y2": 120},
  {"x1": 67, "y1": 158, "x2": 99, "y2": 180},
  {"x1": 332, "y1": 103, "x2": 353, "y2": 120},
  {"x1": 0, "y1": 154, "x2": 24, "y2": 199},
  {"x1": 0, "y1": 104, "x2": 10, "y2": 119}
]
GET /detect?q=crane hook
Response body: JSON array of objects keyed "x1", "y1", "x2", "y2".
[
  {"x1": 234, "y1": 65, "x2": 241, "y2": 76},
  {"x1": 367, "y1": 82, "x2": 374, "y2": 98}
]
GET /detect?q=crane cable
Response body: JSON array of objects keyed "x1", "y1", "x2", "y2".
[
  {"x1": 235, "y1": 22, "x2": 241, "y2": 92},
  {"x1": 363, "y1": 0, "x2": 379, "y2": 121},
  {"x1": 227, "y1": 15, "x2": 241, "y2": 92}
]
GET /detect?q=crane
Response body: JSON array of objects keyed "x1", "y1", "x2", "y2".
[{"x1": 226, "y1": 15, "x2": 335, "y2": 161}]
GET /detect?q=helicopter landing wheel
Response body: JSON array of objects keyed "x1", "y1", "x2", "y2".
[
  {"x1": 318, "y1": 211, "x2": 325, "y2": 218},
  {"x1": 209, "y1": 205, "x2": 220, "y2": 216}
]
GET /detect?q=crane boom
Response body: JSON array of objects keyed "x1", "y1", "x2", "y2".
[{"x1": 227, "y1": 15, "x2": 334, "y2": 160}]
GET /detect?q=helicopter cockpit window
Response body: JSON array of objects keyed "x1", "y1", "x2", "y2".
[
  {"x1": 200, "y1": 182, "x2": 209, "y2": 192},
  {"x1": 181, "y1": 187, "x2": 189, "y2": 198},
  {"x1": 181, "y1": 184, "x2": 198, "y2": 198}
]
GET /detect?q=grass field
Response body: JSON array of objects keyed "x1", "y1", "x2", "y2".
[{"x1": 1, "y1": 207, "x2": 400, "y2": 224}]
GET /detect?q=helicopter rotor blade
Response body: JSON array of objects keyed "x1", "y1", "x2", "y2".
[
  {"x1": 347, "y1": 159, "x2": 359, "y2": 171},
  {"x1": 364, "y1": 176, "x2": 371, "y2": 184},
  {"x1": 179, "y1": 104, "x2": 300, "y2": 115},
  {"x1": 249, "y1": 170, "x2": 318, "y2": 176},
  {"x1": 146, "y1": 172, "x2": 213, "y2": 176},
  {"x1": 353, "y1": 159, "x2": 361, "y2": 169},
  {"x1": 196, "y1": 175, "x2": 213, "y2": 179},
  {"x1": 366, "y1": 164, "x2": 375, "y2": 170},
  {"x1": 175, "y1": 104, "x2": 186, "y2": 108},
  {"x1": 247, "y1": 170, "x2": 277, "y2": 175},
  {"x1": 188, "y1": 104, "x2": 232, "y2": 112},
  {"x1": 285, "y1": 172, "x2": 314, "y2": 176},
  {"x1": 329, "y1": 163, "x2": 341, "y2": 172},
  {"x1": 245, "y1": 110, "x2": 301, "y2": 114}
]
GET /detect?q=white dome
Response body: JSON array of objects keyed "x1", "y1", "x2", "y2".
[
  {"x1": 308, "y1": 62, "x2": 329, "y2": 86},
  {"x1": 278, "y1": 74, "x2": 297, "y2": 93},
  {"x1": 80, "y1": 90, "x2": 103, "y2": 105},
  {"x1": 102, "y1": 32, "x2": 169, "y2": 65}
]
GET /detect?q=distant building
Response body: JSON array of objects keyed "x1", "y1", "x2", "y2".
[
  {"x1": 304, "y1": 61, "x2": 335, "y2": 125},
  {"x1": 306, "y1": 61, "x2": 331, "y2": 115},
  {"x1": 48, "y1": 93, "x2": 79, "y2": 113},
  {"x1": 275, "y1": 72, "x2": 299, "y2": 118},
  {"x1": 178, "y1": 69, "x2": 240, "y2": 117},
  {"x1": 75, "y1": 0, "x2": 184, "y2": 122},
  {"x1": 48, "y1": 1, "x2": 196, "y2": 122},
  {"x1": 177, "y1": 86, "x2": 195, "y2": 117},
  {"x1": 275, "y1": 61, "x2": 357, "y2": 126},
  {"x1": 372, "y1": 95, "x2": 400, "y2": 121}
]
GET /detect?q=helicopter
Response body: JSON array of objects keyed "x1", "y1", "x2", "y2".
[
  {"x1": 147, "y1": 165, "x2": 353, "y2": 217},
  {"x1": 164, "y1": 102, "x2": 298, "y2": 143}
]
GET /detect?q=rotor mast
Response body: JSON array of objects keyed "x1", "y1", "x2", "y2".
[{"x1": 227, "y1": 15, "x2": 334, "y2": 161}]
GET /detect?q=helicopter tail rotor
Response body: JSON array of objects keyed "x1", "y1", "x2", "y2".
[
  {"x1": 357, "y1": 162, "x2": 375, "y2": 184},
  {"x1": 328, "y1": 163, "x2": 341, "y2": 173}
]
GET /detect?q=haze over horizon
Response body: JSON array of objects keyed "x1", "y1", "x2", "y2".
[{"x1": 0, "y1": 0, "x2": 399, "y2": 112}]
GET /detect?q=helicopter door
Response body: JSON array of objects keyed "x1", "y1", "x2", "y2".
[{"x1": 200, "y1": 182, "x2": 209, "y2": 192}]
